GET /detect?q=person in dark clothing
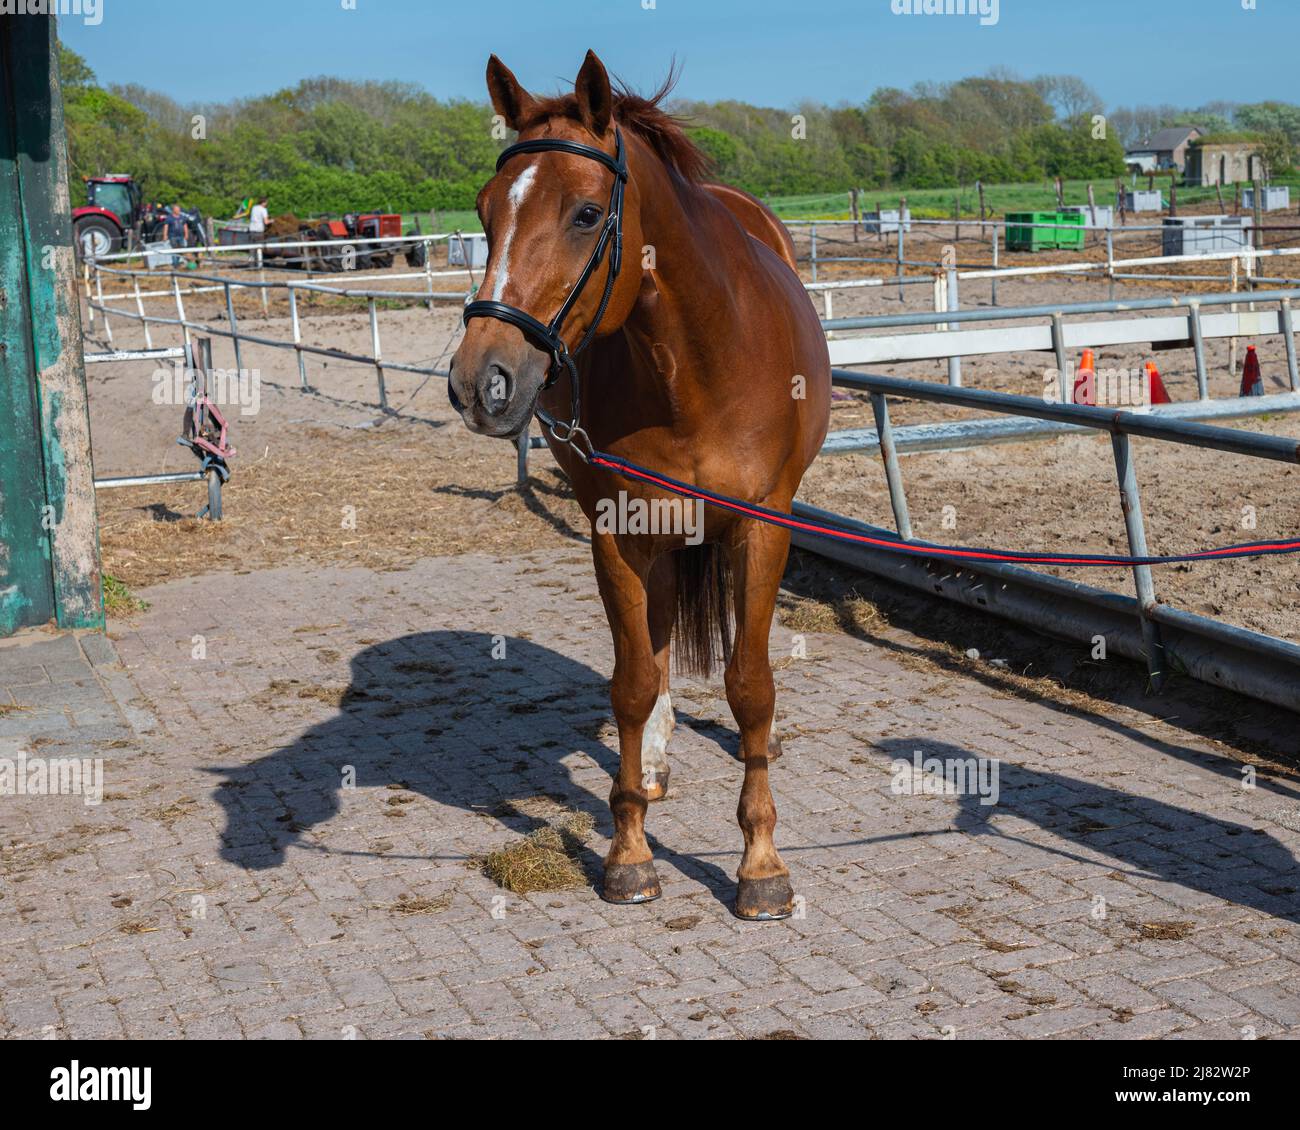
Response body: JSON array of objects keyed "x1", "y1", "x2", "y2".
[{"x1": 164, "y1": 204, "x2": 193, "y2": 269}]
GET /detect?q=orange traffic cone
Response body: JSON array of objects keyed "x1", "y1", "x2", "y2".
[
  {"x1": 1145, "y1": 360, "x2": 1172, "y2": 405},
  {"x1": 1072, "y1": 348, "x2": 1095, "y2": 405},
  {"x1": 1240, "y1": 345, "x2": 1263, "y2": 396}
]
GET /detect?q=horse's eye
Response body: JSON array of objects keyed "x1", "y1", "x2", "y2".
[{"x1": 574, "y1": 204, "x2": 603, "y2": 230}]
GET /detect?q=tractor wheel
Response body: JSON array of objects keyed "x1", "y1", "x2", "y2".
[
  {"x1": 75, "y1": 215, "x2": 120, "y2": 260},
  {"x1": 404, "y1": 242, "x2": 428, "y2": 268}
]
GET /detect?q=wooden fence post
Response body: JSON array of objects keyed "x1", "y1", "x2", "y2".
[{"x1": 1251, "y1": 178, "x2": 1264, "y2": 250}]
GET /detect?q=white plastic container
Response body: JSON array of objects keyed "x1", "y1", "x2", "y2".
[{"x1": 448, "y1": 233, "x2": 488, "y2": 267}]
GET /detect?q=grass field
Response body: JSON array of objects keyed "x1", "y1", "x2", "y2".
[
  {"x1": 404, "y1": 175, "x2": 1298, "y2": 237},
  {"x1": 764, "y1": 175, "x2": 1300, "y2": 221},
  {"x1": 400, "y1": 209, "x2": 480, "y2": 234}
]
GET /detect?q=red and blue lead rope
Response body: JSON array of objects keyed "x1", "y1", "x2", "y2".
[{"x1": 587, "y1": 449, "x2": 1300, "y2": 568}]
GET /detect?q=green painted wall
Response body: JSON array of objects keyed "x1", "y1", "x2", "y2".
[{"x1": 0, "y1": 16, "x2": 102, "y2": 635}]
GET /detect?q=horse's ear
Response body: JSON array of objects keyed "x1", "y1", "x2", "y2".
[
  {"x1": 486, "y1": 55, "x2": 536, "y2": 131},
  {"x1": 574, "y1": 49, "x2": 613, "y2": 136}
]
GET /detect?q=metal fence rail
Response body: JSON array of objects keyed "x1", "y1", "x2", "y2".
[
  {"x1": 795, "y1": 370, "x2": 1300, "y2": 712},
  {"x1": 83, "y1": 262, "x2": 464, "y2": 410},
  {"x1": 820, "y1": 286, "x2": 1300, "y2": 454}
]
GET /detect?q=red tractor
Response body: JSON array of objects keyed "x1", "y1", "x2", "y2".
[
  {"x1": 73, "y1": 175, "x2": 207, "y2": 261},
  {"x1": 72, "y1": 173, "x2": 144, "y2": 258}
]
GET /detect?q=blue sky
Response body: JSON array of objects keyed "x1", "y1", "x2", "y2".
[{"x1": 61, "y1": 0, "x2": 1298, "y2": 110}]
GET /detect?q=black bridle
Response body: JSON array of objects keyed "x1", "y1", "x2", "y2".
[{"x1": 462, "y1": 127, "x2": 628, "y2": 451}]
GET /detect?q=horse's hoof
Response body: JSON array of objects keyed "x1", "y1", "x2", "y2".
[
  {"x1": 734, "y1": 875, "x2": 794, "y2": 921},
  {"x1": 602, "y1": 861, "x2": 662, "y2": 905},
  {"x1": 644, "y1": 767, "x2": 670, "y2": 802}
]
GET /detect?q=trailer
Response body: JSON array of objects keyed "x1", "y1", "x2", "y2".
[{"x1": 262, "y1": 212, "x2": 428, "y2": 270}]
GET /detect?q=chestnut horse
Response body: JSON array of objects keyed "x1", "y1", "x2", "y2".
[{"x1": 449, "y1": 50, "x2": 830, "y2": 919}]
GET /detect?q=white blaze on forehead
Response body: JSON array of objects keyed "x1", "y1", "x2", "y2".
[
  {"x1": 484, "y1": 163, "x2": 539, "y2": 302},
  {"x1": 508, "y1": 163, "x2": 539, "y2": 207}
]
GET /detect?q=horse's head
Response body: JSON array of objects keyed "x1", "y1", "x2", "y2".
[{"x1": 449, "y1": 50, "x2": 643, "y2": 438}]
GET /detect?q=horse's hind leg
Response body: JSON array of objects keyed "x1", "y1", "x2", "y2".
[
  {"x1": 592, "y1": 531, "x2": 662, "y2": 904},
  {"x1": 642, "y1": 554, "x2": 676, "y2": 802},
  {"x1": 725, "y1": 522, "x2": 794, "y2": 921}
]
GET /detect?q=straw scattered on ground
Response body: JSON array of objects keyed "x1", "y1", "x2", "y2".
[
  {"x1": 378, "y1": 892, "x2": 453, "y2": 916},
  {"x1": 778, "y1": 589, "x2": 884, "y2": 635},
  {"x1": 1132, "y1": 920, "x2": 1196, "y2": 941},
  {"x1": 479, "y1": 806, "x2": 596, "y2": 894},
  {"x1": 97, "y1": 425, "x2": 584, "y2": 589}
]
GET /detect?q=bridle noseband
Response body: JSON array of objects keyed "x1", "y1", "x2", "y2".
[{"x1": 462, "y1": 127, "x2": 628, "y2": 452}]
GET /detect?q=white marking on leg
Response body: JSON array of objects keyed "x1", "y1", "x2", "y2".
[
  {"x1": 482, "y1": 163, "x2": 538, "y2": 302},
  {"x1": 641, "y1": 692, "x2": 673, "y2": 772}
]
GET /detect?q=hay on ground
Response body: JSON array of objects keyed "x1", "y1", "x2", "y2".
[{"x1": 479, "y1": 808, "x2": 594, "y2": 894}]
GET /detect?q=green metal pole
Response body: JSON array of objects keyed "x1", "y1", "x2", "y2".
[{"x1": 0, "y1": 16, "x2": 103, "y2": 633}]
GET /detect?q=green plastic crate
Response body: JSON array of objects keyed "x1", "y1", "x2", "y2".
[
  {"x1": 1051, "y1": 210, "x2": 1085, "y2": 249},
  {"x1": 1005, "y1": 211, "x2": 1084, "y2": 251}
]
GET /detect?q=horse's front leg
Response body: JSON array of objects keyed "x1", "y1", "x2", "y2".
[
  {"x1": 592, "y1": 530, "x2": 662, "y2": 904},
  {"x1": 726, "y1": 521, "x2": 795, "y2": 920}
]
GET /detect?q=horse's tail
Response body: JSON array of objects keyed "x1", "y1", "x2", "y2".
[{"x1": 672, "y1": 543, "x2": 733, "y2": 677}]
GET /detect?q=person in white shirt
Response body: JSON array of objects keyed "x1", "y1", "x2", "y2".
[{"x1": 249, "y1": 198, "x2": 269, "y2": 238}]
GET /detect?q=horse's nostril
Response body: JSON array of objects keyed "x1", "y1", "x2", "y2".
[{"x1": 484, "y1": 363, "x2": 513, "y2": 416}]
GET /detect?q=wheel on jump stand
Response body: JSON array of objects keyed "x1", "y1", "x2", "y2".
[{"x1": 205, "y1": 468, "x2": 223, "y2": 520}]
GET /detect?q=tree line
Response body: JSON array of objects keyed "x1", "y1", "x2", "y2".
[{"x1": 58, "y1": 46, "x2": 1298, "y2": 221}]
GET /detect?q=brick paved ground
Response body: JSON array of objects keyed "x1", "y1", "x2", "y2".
[{"x1": 2, "y1": 550, "x2": 1299, "y2": 1039}]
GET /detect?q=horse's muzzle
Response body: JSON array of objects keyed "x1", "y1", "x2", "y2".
[{"x1": 447, "y1": 349, "x2": 544, "y2": 439}]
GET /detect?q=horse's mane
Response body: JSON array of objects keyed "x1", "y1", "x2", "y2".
[{"x1": 521, "y1": 65, "x2": 711, "y2": 184}]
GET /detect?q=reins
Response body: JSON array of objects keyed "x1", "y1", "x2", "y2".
[{"x1": 582, "y1": 448, "x2": 1300, "y2": 568}]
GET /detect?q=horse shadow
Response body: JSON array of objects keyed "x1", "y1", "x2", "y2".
[
  {"x1": 205, "y1": 639, "x2": 1298, "y2": 923},
  {"x1": 873, "y1": 738, "x2": 1300, "y2": 925},
  {"x1": 206, "y1": 631, "x2": 736, "y2": 905}
]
